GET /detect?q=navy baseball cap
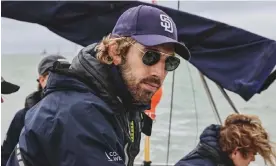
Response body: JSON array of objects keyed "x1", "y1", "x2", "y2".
[{"x1": 112, "y1": 5, "x2": 191, "y2": 60}]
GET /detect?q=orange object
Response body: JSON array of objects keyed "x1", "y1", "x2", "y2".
[{"x1": 145, "y1": 88, "x2": 162, "y2": 120}]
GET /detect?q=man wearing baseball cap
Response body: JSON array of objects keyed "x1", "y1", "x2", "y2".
[
  {"x1": 6, "y1": 5, "x2": 190, "y2": 166},
  {"x1": 36, "y1": 54, "x2": 69, "y2": 89},
  {"x1": 2, "y1": 55, "x2": 69, "y2": 166}
]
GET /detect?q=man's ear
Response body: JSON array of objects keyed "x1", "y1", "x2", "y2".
[
  {"x1": 231, "y1": 147, "x2": 239, "y2": 158},
  {"x1": 108, "y1": 41, "x2": 122, "y2": 65}
]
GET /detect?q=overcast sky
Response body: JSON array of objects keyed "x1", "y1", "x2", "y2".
[{"x1": 1, "y1": 1, "x2": 276, "y2": 55}]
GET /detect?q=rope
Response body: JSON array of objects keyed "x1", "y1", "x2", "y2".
[
  {"x1": 186, "y1": 62, "x2": 199, "y2": 146},
  {"x1": 165, "y1": 1, "x2": 180, "y2": 164},
  {"x1": 199, "y1": 72, "x2": 222, "y2": 125},
  {"x1": 165, "y1": 69, "x2": 175, "y2": 165},
  {"x1": 216, "y1": 84, "x2": 240, "y2": 114}
]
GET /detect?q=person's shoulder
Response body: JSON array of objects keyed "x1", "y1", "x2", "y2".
[
  {"x1": 43, "y1": 89, "x2": 111, "y2": 114},
  {"x1": 175, "y1": 144, "x2": 217, "y2": 166},
  {"x1": 25, "y1": 90, "x2": 113, "y2": 130},
  {"x1": 24, "y1": 90, "x2": 42, "y2": 108},
  {"x1": 175, "y1": 155, "x2": 215, "y2": 166},
  {"x1": 14, "y1": 107, "x2": 28, "y2": 118},
  {"x1": 23, "y1": 90, "x2": 119, "y2": 150}
]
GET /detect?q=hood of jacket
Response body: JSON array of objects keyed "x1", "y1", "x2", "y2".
[
  {"x1": 45, "y1": 43, "x2": 149, "y2": 113},
  {"x1": 197, "y1": 124, "x2": 234, "y2": 166}
]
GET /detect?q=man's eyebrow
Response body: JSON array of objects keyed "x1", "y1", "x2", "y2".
[
  {"x1": 145, "y1": 47, "x2": 175, "y2": 56},
  {"x1": 144, "y1": 47, "x2": 159, "y2": 52}
]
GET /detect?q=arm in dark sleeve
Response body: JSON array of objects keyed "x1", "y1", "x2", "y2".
[{"x1": 2, "y1": 108, "x2": 27, "y2": 166}]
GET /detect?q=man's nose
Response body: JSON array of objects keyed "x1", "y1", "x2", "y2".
[{"x1": 149, "y1": 58, "x2": 167, "y2": 79}]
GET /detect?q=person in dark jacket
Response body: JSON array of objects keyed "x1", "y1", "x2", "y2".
[
  {"x1": 6, "y1": 5, "x2": 191, "y2": 166},
  {"x1": 175, "y1": 113, "x2": 276, "y2": 166},
  {"x1": 1, "y1": 55, "x2": 69, "y2": 166}
]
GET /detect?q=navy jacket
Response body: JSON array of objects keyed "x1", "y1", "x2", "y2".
[
  {"x1": 6, "y1": 44, "x2": 149, "y2": 166},
  {"x1": 175, "y1": 124, "x2": 235, "y2": 166},
  {"x1": 2, "y1": 91, "x2": 42, "y2": 166}
]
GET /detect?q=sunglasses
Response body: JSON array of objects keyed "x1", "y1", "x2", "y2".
[
  {"x1": 112, "y1": 36, "x2": 181, "y2": 71},
  {"x1": 142, "y1": 50, "x2": 180, "y2": 71}
]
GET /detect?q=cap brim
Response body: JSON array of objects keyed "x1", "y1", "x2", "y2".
[
  {"x1": 1, "y1": 81, "x2": 20, "y2": 94},
  {"x1": 132, "y1": 34, "x2": 191, "y2": 60}
]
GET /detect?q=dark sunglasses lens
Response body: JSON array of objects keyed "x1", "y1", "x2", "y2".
[
  {"x1": 165, "y1": 56, "x2": 180, "y2": 71},
  {"x1": 142, "y1": 51, "x2": 160, "y2": 66}
]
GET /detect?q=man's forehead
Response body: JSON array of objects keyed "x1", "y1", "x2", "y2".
[{"x1": 145, "y1": 43, "x2": 175, "y2": 54}]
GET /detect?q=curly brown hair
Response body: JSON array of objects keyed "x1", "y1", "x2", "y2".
[
  {"x1": 219, "y1": 114, "x2": 276, "y2": 166},
  {"x1": 95, "y1": 34, "x2": 136, "y2": 64}
]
